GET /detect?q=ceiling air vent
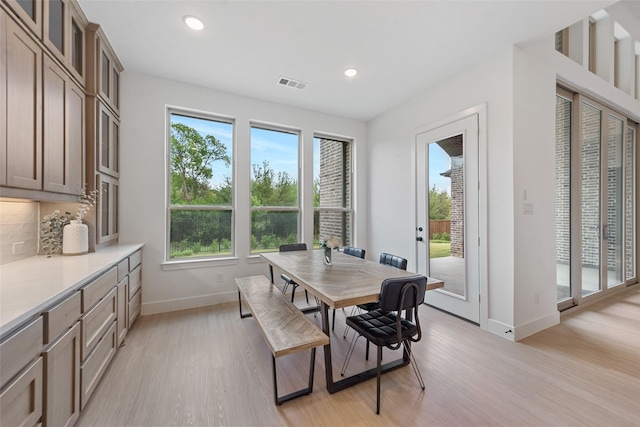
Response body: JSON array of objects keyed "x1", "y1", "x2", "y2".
[{"x1": 277, "y1": 76, "x2": 307, "y2": 90}]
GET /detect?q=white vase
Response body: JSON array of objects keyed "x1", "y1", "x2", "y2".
[{"x1": 63, "y1": 220, "x2": 88, "y2": 255}]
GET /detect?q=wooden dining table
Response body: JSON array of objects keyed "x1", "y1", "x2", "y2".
[{"x1": 260, "y1": 249, "x2": 444, "y2": 394}]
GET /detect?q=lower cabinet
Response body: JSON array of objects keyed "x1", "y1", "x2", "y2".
[
  {"x1": 43, "y1": 323, "x2": 80, "y2": 427},
  {"x1": 0, "y1": 246, "x2": 142, "y2": 425},
  {"x1": 80, "y1": 321, "x2": 117, "y2": 409},
  {"x1": 0, "y1": 357, "x2": 43, "y2": 427}
]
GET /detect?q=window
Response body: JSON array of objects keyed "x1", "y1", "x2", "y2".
[
  {"x1": 313, "y1": 136, "x2": 352, "y2": 247},
  {"x1": 250, "y1": 126, "x2": 299, "y2": 253},
  {"x1": 167, "y1": 111, "x2": 233, "y2": 260}
]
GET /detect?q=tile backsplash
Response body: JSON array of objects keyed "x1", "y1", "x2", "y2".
[{"x1": 0, "y1": 200, "x2": 39, "y2": 265}]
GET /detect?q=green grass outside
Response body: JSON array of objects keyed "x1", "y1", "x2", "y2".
[{"x1": 430, "y1": 241, "x2": 451, "y2": 258}]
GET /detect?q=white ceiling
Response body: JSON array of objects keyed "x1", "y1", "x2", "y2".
[{"x1": 78, "y1": 0, "x2": 631, "y2": 121}]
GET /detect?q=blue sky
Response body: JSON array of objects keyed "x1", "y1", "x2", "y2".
[{"x1": 171, "y1": 113, "x2": 452, "y2": 194}]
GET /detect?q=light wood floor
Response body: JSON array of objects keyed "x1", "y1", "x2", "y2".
[{"x1": 77, "y1": 285, "x2": 640, "y2": 426}]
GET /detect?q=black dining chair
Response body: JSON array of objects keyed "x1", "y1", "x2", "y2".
[
  {"x1": 330, "y1": 246, "x2": 366, "y2": 330},
  {"x1": 342, "y1": 275, "x2": 427, "y2": 414},
  {"x1": 343, "y1": 252, "x2": 408, "y2": 342},
  {"x1": 279, "y1": 243, "x2": 309, "y2": 304}
]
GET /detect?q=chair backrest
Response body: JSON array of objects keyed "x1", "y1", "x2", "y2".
[
  {"x1": 379, "y1": 275, "x2": 427, "y2": 345},
  {"x1": 379, "y1": 275, "x2": 427, "y2": 312},
  {"x1": 379, "y1": 252, "x2": 408, "y2": 270},
  {"x1": 279, "y1": 243, "x2": 307, "y2": 252},
  {"x1": 343, "y1": 246, "x2": 366, "y2": 259}
]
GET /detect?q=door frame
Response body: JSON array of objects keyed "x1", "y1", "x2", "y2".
[{"x1": 412, "y1": 104, "x2": 488, "y2": 330}]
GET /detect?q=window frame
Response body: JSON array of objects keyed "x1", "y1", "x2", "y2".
[
  {"x1": 164, "y1": 107, "x2": 235, "y2": 265},
  {"x1": 249, "y1": 123, "x2": 301, "y2": 254},
  {"x1": 313, "y1": 134, "x2": 354, "y2": 248}
]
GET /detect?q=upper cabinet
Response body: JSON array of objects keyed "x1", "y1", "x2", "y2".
[
  {"x1": 0, "y1": 1, "x2": 87, "y2": 199},
  {"x1": 86, "y1": 23, "x2": 122, "y2": 116},
  {"x1": 2, "y1": 11, "x2": 43, "y2": 191}
]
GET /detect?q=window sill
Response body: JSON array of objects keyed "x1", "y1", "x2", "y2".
[{"x1": 161, "y1": 257, "x2": 239, "y2": 271}]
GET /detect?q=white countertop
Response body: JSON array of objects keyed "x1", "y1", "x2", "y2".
[{"x1": 0, "y1": 244, "x2": 143, "y2": 337}]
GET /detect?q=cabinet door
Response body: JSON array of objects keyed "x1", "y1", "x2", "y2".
[
  {"x1": 42, "y1": 0, "x2": 66, "y2": 64},
  {"x1": 5, "y1": 16, "x2": 42, "y2": 190},
  {"x1": 97, "y1": 102, "x2": 119, "y2": 178},
  {"x1": 0, "y1": 357, "x2": 43, "y2": 427},
  {"x1": 96, "y1": 174, "x2": 119, "y2": 244},
  {"x1": 116, "y1": 277, "x2": 128, "y2": 346},
  {"x1": 3, "y1": 0, "x2": 42, "y2": 38},
  {"x1": 67, "y1": 1, "x2": 86, "y2": 85},
  {"x1": 42, "y1": 55, "x2": 83, "y2": 195},
  {"x1": 43, "y1": 323, "x2": 80, "y2": 427},
  {"x1": 97, "y1": 40, "x2": 121, "y2": 116}
]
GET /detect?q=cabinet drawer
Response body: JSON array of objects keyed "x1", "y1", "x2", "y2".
[
  {"x1": 82, "y1": 267, "x2": 117, "y2": 312},
  {"x1": 80, "y1": 287, "x2": 117, "y2": 360},
  {"x1": 0, "y1": 357, "x2": 43, "y2": 427},
  {"x1": 44, "y1": 291, "x2": 81, "y2": 344},
  {"x1": 129, "y1": 250, "x2": 142, "y2": 270},
  {"x1": 0, "y1": 317, "x2": 43, "y2": 388},
  {"x1": 128, "y1": 264, "x2": 142, "y2": 299},
  {"x1": 80, "y1": 321, "x2": 116, "y2": 410},
  {"x1": 116, "y1": 258, "x2": 129, "y2": 282},
  {"x1": 128, "y1": 288, "x2": 141, "y2": 328}
]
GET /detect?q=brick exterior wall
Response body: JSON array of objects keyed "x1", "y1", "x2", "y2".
[
  {"x1": 318, "y1": 139, "x2": 351, "y2": 246},
  {"x1": 449, "y1": 156, "x2": 464, "y2": 257}
]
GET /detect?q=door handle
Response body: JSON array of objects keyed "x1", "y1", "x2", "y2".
[{"x1": 416, "y1": 237, "x2": 423, "y2": 242}]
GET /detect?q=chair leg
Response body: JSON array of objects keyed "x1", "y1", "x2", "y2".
[
  {"x1": 342, "y1": 306, "x2": 358, "y2": 339},
  {"x1": 332, "y1": 309, "x2": 336, "y2": 331},
  {"x1": 304, "y1": 289, "x2": 309, "y2": 304},
  {"x1": 340, "y1": 331, "x2": 362, "y2": 376},
  {"x1": 404, "y1": 341, "x2": 425, "y2": 390},
  {"x1": 376, "y1": 345, "x2": 383, "y2": 414},
  {"x1": 290, "y1": 284, "x2": 297, "y2": 303}
]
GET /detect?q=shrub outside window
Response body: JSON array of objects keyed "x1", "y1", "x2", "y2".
[{"x1": 167, "y1": 111, "x2": 233, "y2": 260}]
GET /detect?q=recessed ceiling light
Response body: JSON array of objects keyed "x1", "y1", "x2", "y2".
[
  {"x1": 344, "y1": 68, "x2": 358, "y2": 78},
  {"x1": 184, "y1": 16, "x2": 205, "y2": 31}
]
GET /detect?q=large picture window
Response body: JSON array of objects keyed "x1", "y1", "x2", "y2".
[
  {"x1": 250, "y1": 126, "x2": 299, "y2": 253},
  {"x1": 167, "y1": 111, "x2": 233, "y2": 260},
  {"x1": 314, "y1": 136, "x2": 352, "y2": 247}
]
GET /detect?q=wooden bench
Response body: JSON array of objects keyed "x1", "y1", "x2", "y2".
[{"x1": 236, "y1": 275, "x2": 329, "y2": 405}]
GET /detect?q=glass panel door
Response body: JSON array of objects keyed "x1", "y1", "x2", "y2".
[
  {"x1": 555, "y1": 95, "x2": 572, "y2": 301},
  {"x1": 580, "y1": 102, "x2": 602, "y2": 297},
  {"x1": 606, "y1": 114, "x2": 624, "y2": 288}
]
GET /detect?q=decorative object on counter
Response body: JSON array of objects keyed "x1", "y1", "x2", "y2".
[
  {"x1": 62, "y1": 187, "x2": 100, "y2": 255},
  {"x1": 41, "y1": 210, "x2": 71, "y2": 257},
  {"x1": 62, "y1": 220, "x2": 89, "y2": 255},
  {"x1": 40, "y1": 187, "x2": 100, "y2": 257},
  {"x1": 320, "y1": 235, "x2": 340, "y2": 266}
]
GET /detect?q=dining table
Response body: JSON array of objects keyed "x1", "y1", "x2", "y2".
[{"x1": 260, "y1": 249, "x2": 444, "y2": 394}]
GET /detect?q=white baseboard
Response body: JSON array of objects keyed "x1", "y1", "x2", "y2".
[
  {"x1": 141, "y1": 291, "x2": 237, "y2": 316},
  {"x1": 513, "y1": 311, "x2": 560, "y2": 340},
  {"x1": 487, "y1": 311, "x2": 560, "y2": 341},
  {"x1": 487, "y1": 319, "x2": 516, "y2": 341}
]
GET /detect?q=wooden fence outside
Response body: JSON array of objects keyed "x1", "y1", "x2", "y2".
[{"x1": 429, "y1": 220, "x2": 450, "y2": 239}]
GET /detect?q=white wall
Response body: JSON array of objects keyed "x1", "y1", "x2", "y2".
[
  {"x1": 119, "y1": 72, "x2": 367, "y2": 315},
  {"x1": 367, "y1": 2, "x2": 640, "y2": 340},
  {"x1": 367, "y1": 48, "x2": 517, "y2": 335}
]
